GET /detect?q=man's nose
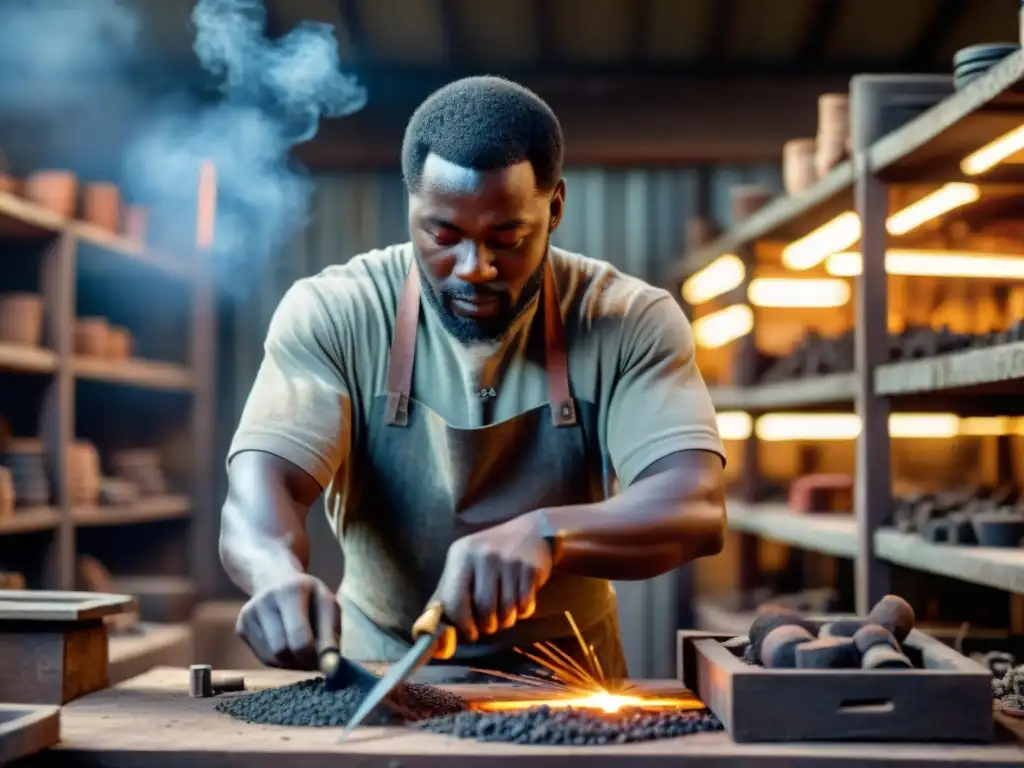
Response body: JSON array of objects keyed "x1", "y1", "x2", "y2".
[{"x1": 452, "y1": 240, "x2": 498, "y2": 283}]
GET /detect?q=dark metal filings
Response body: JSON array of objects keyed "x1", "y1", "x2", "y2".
[
  {"x1": 414, "y1": 704, "x2": 723, "y2": 745},
  {"x1": 214, "y1": 677, "x2": 466, "y2": 727}
]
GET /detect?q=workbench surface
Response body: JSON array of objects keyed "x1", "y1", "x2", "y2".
[{"x1": 24, "y1": 667, "x2": 1024, "y2": 767}]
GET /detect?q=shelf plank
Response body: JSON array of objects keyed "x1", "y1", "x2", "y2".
[
  {"x1": 73, "y1": 496, "x2": 191, "y2": 527},
  {"x1": 0, "y1": 507, "x2": 61, "y2": 535},
  {"x1": 870, "y1": 50, "x2": 1024, "y2": 181},
  {"x1": 710, "y1": 372, "x2": 857, "y2": 411},
  {"x1": 673, "y1": 162, "x2": 855, "y2": 279},
  {"x1": 70, "y1": 223, "x2": 195, "y2": 279},
  {"x1": 73, "y1": 357, "x2": 194, "y2": 391},
  {"x1": 875, "y1": 527, "x2": 1024, "y2": 595},
  {"x1": 0, "y1": 191, "x2": 65, "y2": 238},
  {"x1": 875, "y1": 341, "x2": 1024, "y2": 397},
  {"x1": 0, "y1": 344, "x2": 58, "y2": 374},
  {"x1": 727, "y1": 500, "x2": 858, "y2": 559}
]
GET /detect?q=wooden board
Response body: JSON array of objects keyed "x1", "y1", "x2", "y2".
[
  {"x1": 727, "y1": 501, "x2": 858, "y2": 559},
  {"x1": 0, "y1": 591, "x2": 135, "y2": 622},
  {"x1": 678, "y1": 630, "x2": 994, "y2": 744},
  {"x1": 22, "y1": 666, "x2": 1024, "y2": 767},
  {"x1": 875, "y1": 528, "x2": 1024, "y2": 595},
  {"x1": 709, "y1": 373, "x2": 857, "y2": 412},
  {"x1": 0, "y1": 703, "x2": 60, "y2": 766},
  {"x1": 875, "y1": 342, "x2": 1024, "y2": 398}
]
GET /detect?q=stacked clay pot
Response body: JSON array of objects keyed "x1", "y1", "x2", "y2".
[
  {"x1": 814, "y1": 93, "x2": 850, "y2": 178},
  {"x1": 0, "y1": 293, "x2": 44, "y2": 347},
  {"x1": 69, "y1": 440, "x2": 102, "y2": 506},
  {"x1": 2, "y1": 438, "x2": 50, "y2": 507},
  {"x1": 783, "y1": 138, "x2": 817, "y2": 195},
  {"x1": 109, "y1": 449, "x2": 167, "y2": 497},
  {"x1": 74, "y1": 316, "x2": 133, "y2": 360}
]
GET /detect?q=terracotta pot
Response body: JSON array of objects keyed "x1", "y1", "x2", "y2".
[
  {"x1": 74, "y1": 317, "x2": 110, "y2": 356},
  {"x1": 0, "y1": 467, "x2": 13, "y2": 519},
  {"x1": 818, "y1": 93, "x2": 849, "y2": 134},
  {"x1": 124, "y1": 205, "x2": 148, "y2": 245},
  {"x1": 106, "y1": 326, "x2": 132, "y2": 360},
  {"x1": 783, "y1": 138, "x2": 818, "y2": 196},
  {"x1": 69, "y1": 440, "x2": 101, "y2": 506},
  {"x1": 23, "y1": 170, "x2": 77, "y2": 218},
  {"x1": 0, "y1": 175, "x2": 17, "y2": 196},
  {"x1": 730, "y1": 184, "x2": 774, "y2": 224},
  {"x1": 82, "y1": 183, "x2": 121, "y2": 232},
  {"x1": 0, "y1": 293, "x2": 44, "y2": 346},
  {"x1": 814, "y1": 137, "x2": 848, "y2": 178}
]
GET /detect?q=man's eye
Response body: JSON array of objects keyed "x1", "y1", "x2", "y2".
[
  {"x1": 489, "y1": 237, "x2": 525, "y2": 251},
  {"x1": 429, "y1": 230, "x2": 460, "y2": 246}
]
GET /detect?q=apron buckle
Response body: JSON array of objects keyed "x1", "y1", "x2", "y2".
[
  {"x1": 554, "y1": 399, "x2": 577, "y2": 426},
  {"x1": 384, "y1": 392, "x2": 410, "y2": 427}
]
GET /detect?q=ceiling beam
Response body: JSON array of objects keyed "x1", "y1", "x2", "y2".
[
  {"x1": 436, "y1": 0, "x2": 466, "y2": 68},
  {"x1": 532, "y1": 0, "x2": 559, "y2": 68},
  {"x1": 904, "y1": 0, "x2": 971, "y2": 69},
  {"x1": 796, "y1": 0, "x2": 843, "y2": 67},
  {"x1": 336, "y1": 0, "x2": 369, "y2": 65},
  {"x1": 628, "y1": 0, "x2": 654, "y2": 63},
  {"x1": 705, "y1": 0, "x2": 736, "y2": 64}
]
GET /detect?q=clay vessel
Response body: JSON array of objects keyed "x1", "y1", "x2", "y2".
[
  {"x1": 0, "y1": 467, "x2": 13, "y2": 518},
  {"x1": 74, "y1": 317, "x2": 110, "y2": 357},
  {"x1": 815, "y1": 93, "x2": 850, "y2": 177},
  {"x1": 106, "y1": 326, "x2": 133, "y2": 360},
  {"x1": 82, "y1": 183, "x2": 121, "y2": 232},
  {"x1": 783, "y1": 138, "x2": 818, "y2": 195},
  {"x1": 124, "y1": 205, "x2": 148, "y2": 245},
  {"x1": 0, "y1": 293, "x2": 44, "y2": 346},
  {"x1": 23, "y1": 170, "x2": 77, "y2": 218},
  {"x1": 69, "y1": 440, "x2": 101, "y2": 506}
]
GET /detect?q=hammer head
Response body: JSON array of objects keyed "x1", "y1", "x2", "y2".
[{"x1": 319, "y1": 648, "x2": 378, "y2": 693}]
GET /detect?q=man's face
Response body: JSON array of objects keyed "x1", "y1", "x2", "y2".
[{"x1": 409, "y1": 153, "x2": 564, "y2": 342}]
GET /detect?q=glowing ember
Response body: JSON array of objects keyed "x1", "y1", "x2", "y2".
[{"x1": 475, "y1": 691, "x2": 705, "y2": 714}]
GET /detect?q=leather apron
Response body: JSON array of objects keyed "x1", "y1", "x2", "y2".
[{"x1": 337, "y1": 258, "x2": 627, "y2": 681}]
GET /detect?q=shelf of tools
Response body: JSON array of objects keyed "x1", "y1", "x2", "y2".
[
  {"x1": 671, "y1": 51, "x2": 1024, "y2": 642},
  {"x1": 0, "y1": 165, "x2": 215, "y2": 659}
]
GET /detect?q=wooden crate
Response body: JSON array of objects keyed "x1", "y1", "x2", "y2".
[
  {"x1": 0, "y1": 703, "x2": 59, "y2": 765},
  {"x1": 0, "y1": 590, "x2": 135, "y2": 705},
  {"x1": 678, "y1": 629, "x2": 993, "y2": 743}
]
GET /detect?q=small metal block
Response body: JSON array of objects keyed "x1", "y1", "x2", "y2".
[
  {"x1": 190, "y1": 664, "x2": 213, "y2": 698},
  {"x1": 212, "y1": 674, "x2": 245, "y2": 694}
]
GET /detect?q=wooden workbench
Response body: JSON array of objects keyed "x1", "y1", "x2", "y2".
[{"x1": 14, "y1": 667, "x2": 1024, "y2": 767}]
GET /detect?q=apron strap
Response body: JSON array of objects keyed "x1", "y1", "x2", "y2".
[
  {"x1": 383, "y1": 261, "x2": 420, "y2": 427},
  {"x1": 383, "y1": 257, "x2": 578, "y2": 428},
  {"x1": 542, "y1": 261, "x2": 577, "y2": 427}
]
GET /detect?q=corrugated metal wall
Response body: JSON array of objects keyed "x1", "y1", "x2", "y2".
[{"x1": 217, "y1": 163, "x2": 781, "y2": 677}]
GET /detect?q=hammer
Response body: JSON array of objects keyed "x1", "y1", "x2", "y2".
[{"x1": 313, "y1": 603, "x2": 378, "y2": 693}]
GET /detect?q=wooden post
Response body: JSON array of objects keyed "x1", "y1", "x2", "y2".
[
  {"x1": 851, "y1": 79, "x2": 892, "y2": 615},
  {"x1": 190, "y1": 162, "x2": 218, "y2": 600},
  {"x1": 39, "y1": 233, "x2": 75, "y2": 590},
  {"x1": 734, "y1": 243, "x2": 761, "y2": 595}
]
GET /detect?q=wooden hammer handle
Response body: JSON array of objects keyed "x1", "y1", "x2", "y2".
[{"x1": 412, "y1": 600, "x2": 445, "y2": 639}]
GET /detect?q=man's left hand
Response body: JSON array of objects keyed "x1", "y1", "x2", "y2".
[{"x1": 432, "y1": 513, "x2": 554, "y2": 647}]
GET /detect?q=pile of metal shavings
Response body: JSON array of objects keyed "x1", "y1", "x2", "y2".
[
  {"x1": 214, "y1": 677, "x2": 467, "y2": 727},
  {"x1": 414, "y1": 704, "x2": 723, "y2": 746},
  {"x1": 978, "y1": 651, "x2": 1024, "y2": 718}
]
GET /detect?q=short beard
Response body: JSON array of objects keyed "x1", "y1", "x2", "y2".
[{"x1": 419, "y1": 247, "x2": 549, "y2": 344}]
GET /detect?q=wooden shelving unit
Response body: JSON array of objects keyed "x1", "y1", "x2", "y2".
[
  {"x1": 0, "y1": 186, "x2": 215, "y2": 594},
  {"x1": 674, "y1": 54, "x2": 1024, "y2": 618}
]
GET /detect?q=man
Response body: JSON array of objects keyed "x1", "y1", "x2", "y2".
[{"x1": 221, "y1": 75, "x2": 726, "y2": 681}]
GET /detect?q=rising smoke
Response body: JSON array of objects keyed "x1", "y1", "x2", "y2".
[{"x1": 0, "y1": 0, "x2": 367, "y2": 286}]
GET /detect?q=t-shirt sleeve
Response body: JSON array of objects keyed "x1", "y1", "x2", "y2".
[
  {"x1": 605, "y1": 293, "x2": 725, "y2": 488},
  {"x1": 227, "y1": 279, "x2": 352, "y2": 489}
]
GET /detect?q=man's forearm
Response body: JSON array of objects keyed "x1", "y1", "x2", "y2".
[
  {"x1": 531, "y1": 451, "x2": 726, "y2": 581},
  {"x1": 220, "y1": 453, "x2": 320, "y2": 595}
]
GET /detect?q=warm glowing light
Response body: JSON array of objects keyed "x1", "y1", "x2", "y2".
[
  {"x1": 754, "y1": 413, "x2": 961, "y2": 441},
  {"x1": 825, "y1": 250, "x2": 1024, "y2": 279},
  {"x1": 959, "y1": 417, "x2": 1024, "y2": 436},
  {"x1": 717, "y1": 411, "x2": 753, "y2": 440},
  {"x1": 961, "y1": 124, "x2": 1024, "y2": 176},
  {"x1": 681, "y1": 254, "x2": 746, "y2": 304},
  {"x1": 886, "y1": 183, "x2": 980, "y2": 235},
  {"x1": 475, "y1": 693, "x2": 703, "y2": 714},
  {"x1": 693, "y1": 304, "x2": 754, "y2": 348},
  {"x1": 781, "y1": 212, "x2": 861, "y2": 270},
  {"x1": 747, "y1": 277, "x2": 851, "y2": 308}
]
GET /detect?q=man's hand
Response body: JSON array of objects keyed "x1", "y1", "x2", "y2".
[
  {"x1": 433, "y1": 514, "x2": 554, "y2": 646},
  {"x1": 236, "y1": 572, "x2": 340, "y2": 670}
]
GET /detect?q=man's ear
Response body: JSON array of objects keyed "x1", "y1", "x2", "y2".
[{"x1": 549, "y1": 179, "x2": 566, "y2": 232}]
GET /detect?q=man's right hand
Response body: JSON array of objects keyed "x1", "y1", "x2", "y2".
[{"x1": 236, "y1": 572, "x2": 340, "y2": 670}]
